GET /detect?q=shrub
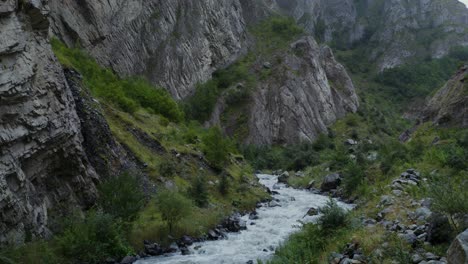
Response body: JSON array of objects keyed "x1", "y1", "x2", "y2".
[
  {"x1": 57, "y1": 211, "x2": 132, "y2": 264},
  {"x1": 312, "y1": 134, "x2": 333, "y2": 151},
  {"x1": 342, "y1": 163, "x2": 365, "y2": 196},
  {"x1": 188, "y1": 175, "x2": 209, "y2": 207},
  {"x1": 98, "y1": 173, "x2": 145, "y2": 221},
  {"x1": 156, "y1": 190, "x2": 192, "y2": 233},
  {"x1": 202, "y1": 127, "x2": 232, "y2": 170},
  {"x1": 319, "y1": 198, "x2": 348, "y2": 230},
  {"x1": 429, "y1": 172, "x2": 468, "y2": 232},
  {"x1": 218, "y1": 174, "x2": 230, "y2": 196},
  {"x1": 269, "y1": 224, "x2": 327, "y2": 264},
  {"x1": 159, "y1": 160, "x2": 178, "y2": 178},
  {"x1": 183, "y1": 80, "x2": 219, "y2": 122}
]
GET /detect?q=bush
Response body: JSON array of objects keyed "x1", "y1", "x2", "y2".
[
  {"x1": 342, "y1": 163, "x2": 365, "y2": 196},
  {"x1": 269, "y1": 224, "x2": 327, "y2": 264},
  {"x1": 429, "y1": 172, "x2": 468, "y2": 231},
  {"x1": 156, "y1": 190, "x2": 192, "y2": 233},
  {"x1": 188, "y1": 175, "x2": 209, "y2": 207},
  {"x1": 319, "y1": 198, "x2": 348, "y2": 230},
  {"x1": 202, "y1": 127, "x2": 232, "y2": 170},
  {"x1": 218, "y1": 174, "x2": 230, "y2": 196},
  {"x1": 57, "y1": 211, "x2": 132, "y2": 264},
  {"x1": 159, "y1": 160, "x2": 178, "y2": 178},
  {"x1": 312, "y1": 134, "x2": 333, "y2": 151},
  {"x1": 184, "y1": 80, "x2": 219, "y2": 122},
  {"x1": 98, "y1": 173, "x2": 145, "y2": 221}
]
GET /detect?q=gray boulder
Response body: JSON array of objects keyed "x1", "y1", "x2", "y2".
[
  {"x1": 278, "y1": 171, "x2": 290, "y2": 184},
  {"x1": 321, "y1": 173, "x2": 342, "y2": 191},
  {"x1": 447, "y1": 229, "x2": 468, "y2": 264}
]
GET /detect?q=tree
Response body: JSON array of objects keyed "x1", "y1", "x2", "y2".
[
  {"x1": 98, "y1": 173, "x2": 145, "y2": 221},
  {"x1": 218, "y1": 173, "x2": 230, "y2": 196},
  {"x1": 156, "y1": 190, "x2": 192, "y2": 233},
  {"x1": 202, "y1": 127, "x2": 231, "y2": 170},
  {"x1": 188, "y1": 175, "x2": 209, "y2": 207}
]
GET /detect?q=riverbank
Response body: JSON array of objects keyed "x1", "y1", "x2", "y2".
[{"x1": 133, "y1": 174, "x2": 352, "y2": 264}]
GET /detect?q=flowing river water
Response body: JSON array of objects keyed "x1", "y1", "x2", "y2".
[{"x1": 136, "y1": 174, "x2": 353, "y2": 264}]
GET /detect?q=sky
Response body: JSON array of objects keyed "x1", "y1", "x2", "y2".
[{"x1": 461, "y1": 0, "x2": 468, "y2": 7}]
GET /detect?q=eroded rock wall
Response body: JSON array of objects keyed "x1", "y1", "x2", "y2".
[
  {"x1": 0, "y1": 0, "x2": 98, "y2": 245},
  {"x1": 247, "y1": 37, "x2": 359, "y2": 145},
  {"x1": 48, "y1": 0, "x2": 262, "y2": 99}
]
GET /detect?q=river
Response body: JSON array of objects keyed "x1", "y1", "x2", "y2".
[{"x1": 136, "y1": 174, "x2": 352, "y2": 264}]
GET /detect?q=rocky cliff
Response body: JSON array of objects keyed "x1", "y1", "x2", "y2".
[
  {"x1": 421, "y1": 65, "x2": 468, "y2": 128},
  {"x1": 48, "y1": 0, "x2": 263, "y2": 99},
  {"x1": 276, "y1": 0, "x2": 468, "y2": 70},
  {"x1": 0, "y1": 0, "x2": 98, "y2": 245},
  {"x1": 247, "y1": 37, "x2": 359, "y2": 145}
]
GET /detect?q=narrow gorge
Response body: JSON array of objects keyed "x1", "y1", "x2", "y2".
[{"x1": 1, "y1": 0, "x2": 467, "y2": 263}]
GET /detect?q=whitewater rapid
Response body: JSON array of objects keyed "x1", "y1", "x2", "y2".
[{"x1": 136, "y1": 174, "x2": 352, "y2": 264}]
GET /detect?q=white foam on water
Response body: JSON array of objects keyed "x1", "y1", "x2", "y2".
[{"x1": 136, "y1": 174, "x2": 352, "y2": 264}]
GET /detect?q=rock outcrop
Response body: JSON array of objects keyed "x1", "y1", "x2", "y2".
[
  {"x1": 447, "y1": 229, "x2": 468, "y2": 264},
  {"x1": 0, "y1": 1, "x2": 98, "y2": 245},
  {"x1": 48, "y1": 0, "x2": 266, "y2": 99},
  {"x1": 276, "y1": 0, "x2": 468, "y2": 70},
  {"x1": 421, "y1": 66, "x2": 468, "y2": 128},
  {"x1": 247, "y1": 37, "x2": 359, "y2": 145}
]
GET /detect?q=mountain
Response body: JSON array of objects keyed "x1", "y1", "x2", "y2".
[
  {"x1": 277, "y1": 0, "x2": 468, "y2": 70},
  {"x1": 0, "y1": 0, "x2": 467, "y2": 255}
]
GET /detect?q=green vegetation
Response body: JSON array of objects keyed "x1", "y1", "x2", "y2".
[
  {"x1": 98, "y1": 173, "x2": 146, "y2": 221},
  {"x1": 318, "y1": 199, "x2": 349, "y2": 230},
  {"x1": 0, "y1": 174, "x2": 142, "y2": 264},
  {"x1": 375, "y1": 57, "x2": 462, "y2": 101},
  {"x1": 183, "y1": 59, "x2": 256, "y2": 123},
  {"x1": 51, "y1": 38, "x2": 183, "y2": 122},
  {"x1": 202, "y1": 127, "x2": 235, "y2": 171},
  {"x1": 56, "y1": 211, "x2": 132, "y2": 263},
  {"x1": 188, "y1": 175, "x2": 209, "y2": 207},
  {"x1": 156, "y1": 190, "x2": 192, "y2": 233},
  {"x1": 251, "y1": 15, "x2": 303, "y2": 55},
  {"x1": 243, "y1": 143, "x2": 321, "y2": 171}
]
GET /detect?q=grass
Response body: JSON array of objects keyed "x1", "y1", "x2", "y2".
[{"x1": 51, "y1": 38, "x2": 184, "y2": 122}]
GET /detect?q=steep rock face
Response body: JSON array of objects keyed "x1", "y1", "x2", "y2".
[
  {"x1": 277, "y1": 0, "x2": 468, "y2": 70},
  {"x1": 0, "y1": 1, "x2": 98, "y2": 245},
  {"x1": 247, "y1": 37, "x2": 359, "y2": 145},
  {"x1": 65, "y1": 69, "x2": 139, "y2": 178},
  {"x1": 48, "y1": 0, "x2": 263, "y2": 99},
  {"x1": 421, "y1": 66, "x2": 468, "y2": 128}
]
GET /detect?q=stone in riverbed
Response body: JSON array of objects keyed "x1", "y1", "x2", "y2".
[
  {"x1": 306, "y1": 207, "x2": 319, "y2": 216},
  {"x1": 321, "y1": 173, "x2": 342, "y2": 191},
  {"x1": 181, "y1": 246, "x2": 191, "y2": 255},
  {"x1": 120, "y1": 256, "x2": 137, "y2": 264},
  {"x1": 144, "y1": 240, "x2": 163, "y2": 256},
  {"x1": 278, "y1": 171, "x2": 290, "y2": 183}
]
